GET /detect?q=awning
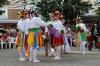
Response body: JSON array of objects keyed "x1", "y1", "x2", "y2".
[{"x1": 0, "y1": 20, "x2": 18, "y2": 23}]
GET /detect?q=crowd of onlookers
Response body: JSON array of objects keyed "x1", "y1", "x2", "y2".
[
  {"x1": 0, "y1": 24, "x2": 17, "y2": 49},
  {"x1": 0, "y1": 24, "x2": 17, "y2": 37},
  {"x1": 64, "y1": 23, "x2": 100, "y2": 51},
  {"x1": 86, "y1": 23, "x2": 100, "y2": 51}
]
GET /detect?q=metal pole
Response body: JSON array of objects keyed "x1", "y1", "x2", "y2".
[{"x1": 22, "y1": 0, "x2": 27, "y2": 10}]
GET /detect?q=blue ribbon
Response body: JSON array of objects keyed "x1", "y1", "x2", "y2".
[{"x1": 34, "y1": 32, "x2": 37, "y2": 49}]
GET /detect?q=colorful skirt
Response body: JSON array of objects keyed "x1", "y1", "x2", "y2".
[
  {"x1": 15, "y1": 31, "x2": 25, "y2": 48},
  {"x1": 75, "y1": 32, "x2": 80, "y2": 48},
  {"x1": 53, "y1": 34, "x2": 64, "y2": 47},
  {"x1": 27, "y1": 32, "x2": 43, "y2": 48},
  {"x1": 16, "y1": 31, "x2": 30, "y2": 57}
]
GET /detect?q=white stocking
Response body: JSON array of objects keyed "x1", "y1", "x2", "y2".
[
  {"x1": 55, "y1": 45, "x2": 61, "y2": 59},
  {"x1": 29, "y1": 46, "x2": 33, "y2": 61}
]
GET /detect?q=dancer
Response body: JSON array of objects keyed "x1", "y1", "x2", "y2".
[
  {"x1": 27, "y1": 11, "x2": 47, "y2": 62},
  {"x1": 16, "y1": 10, "x2": 29, "y2": 61},
  {"x1": 48, "y1": 11, "x2": 64, "y2": 60},
  {"x1": 76, "y1": 16, "x2": 88, "y2": 54},
  {"x1": 64, "y1": 27, "x2": 71, "y2": 53}
]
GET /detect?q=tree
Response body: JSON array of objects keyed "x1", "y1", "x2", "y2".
[
  {"x1": 95, "y1": 7, "x2": 100, "y2": 17},
  {"x1": 63, "y1": 0, "x2": 92, "y2": 20},
  {"x1": 95, "y1": 2, "x2": 100, "y2": 18},
  {"x1": 31, "y1": 0, "x2": 92, "y2": 21},
  {"x1": 0, "y1": 0, "x2": 9, "y2": 15}
]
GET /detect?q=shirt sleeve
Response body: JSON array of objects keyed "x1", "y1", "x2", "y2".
[
  {"x1": 35, "y1": 17, "x2": 47, "y2": 26},
  {"x1": 17, "y1": 21, "x2": 20, "y2": 29}
]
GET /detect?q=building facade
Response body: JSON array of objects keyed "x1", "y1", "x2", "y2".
[{"x1": 0, "y1": 0, "x2": 42, "y2": 23}]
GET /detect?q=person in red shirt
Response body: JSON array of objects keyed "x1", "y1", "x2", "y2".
[
  {"x1": 1, "y1": 33, "x2": 9, "y2": 49},
  {"x1": 1, "y1": 33, "x2": 9, "y2": 42}
]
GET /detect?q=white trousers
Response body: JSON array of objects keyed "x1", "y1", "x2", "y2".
[
  {"x1": 55, "y1": 45, "x2": 61, "y2": 59},
  {"x1": 80, "y1": 41, "x2": 86, "y2": 54},
  {"x1": 19, "y1": 47, "x2": 26, "y2": 59},
  {"x1": 47, "y1": 43, "x2": 52, "y2": 56},
  {"x1": 29, "y1": 46, "x2": 39, "y2": 61},
  {"x1": 64, "y1": 37, "x2": 71, "y2": 53}
]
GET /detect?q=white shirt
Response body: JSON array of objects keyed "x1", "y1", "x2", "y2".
[
  {"x1": 17, "y1": 19, "x2": 25, "y2": 32},
  {"x1": 76, "y1": 23, "x2": 88, "y2": 32},
  {"x1": 17, "y1": 18, "x2": 31, "y2": 34},
  {"x1": 28, "y1": 17, "x2": 47, "y2": 29},
  {"x1": 52, "y1": 20, "x2": 65, "y2": 32},
  {"x1": 23, "y1": 18, "x2": 31, "y2": 34}
]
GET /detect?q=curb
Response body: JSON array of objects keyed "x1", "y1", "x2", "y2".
[{"x1": 68, "y1": 51, "x2": 100, "y2": 54}]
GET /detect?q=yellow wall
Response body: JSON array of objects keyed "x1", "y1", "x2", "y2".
[{"x1": 8, "y1": 9, "x2": 21, "y2": 20}]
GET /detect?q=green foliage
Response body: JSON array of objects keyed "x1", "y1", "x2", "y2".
[
  {"x1": 0, "y1": 10, "x2": 5, "y2": 15},
  {"x1": 0, "y1": 0, "x2": 9, "y2": 15},
  {"x1": 31, "y1": 0, "x2": 92, "y2": 21},
  {"x1": 63, "y1": 0, "x2": 92, "y2": 20},
  {"x1": 70, "y1": 24, "x2": 76, "y2": 32},
  {"x1": 95, "y1": 7, "x2": 100, "y2": 17},
  {"x1": 94, "y1": 1, "x2": 100, "y2": 18}
]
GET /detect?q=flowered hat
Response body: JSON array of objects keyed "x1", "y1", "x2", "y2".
[
  {"x1": 52, "y1": 10, "x2": 63, "y2": 19},
  {"x1": 17, "y1": 10, "x2": 28, "y2": 18},
  {"x1": 75, "y1": 16, "x2": 82, "y2": 22}
]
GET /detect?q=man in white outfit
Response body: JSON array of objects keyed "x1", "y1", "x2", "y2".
[
  {"x1": 50, "y1": 11, "x2": 65, "y2": 60},
  {"x1": 76, "y1": 17, "x2": 88, "y2": 54},
  {"x1": 17, "y1": 10, "x2": 30, "y2": 61},
  {"x1": 27, "y1": 11, "x2": 47, "y2": 62}
]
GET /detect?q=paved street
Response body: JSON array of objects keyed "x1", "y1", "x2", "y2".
[{"x1": 0, "y1": 48, "x2": 100, "y2": 66}]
